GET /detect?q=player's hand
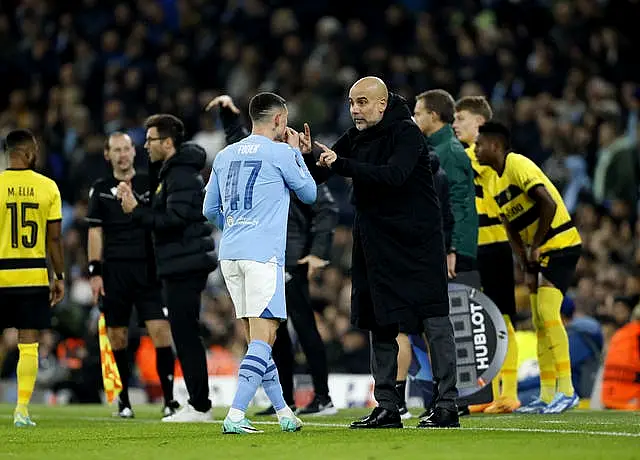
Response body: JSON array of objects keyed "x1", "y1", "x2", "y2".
[
  {"x1": 299, "y1": 123, "x2": 312, "y2": 153},
  {"x1": 205, "y1": 95, "x2": 240, "y2": 114},
  {"x1": 285, "y1": 127, "x2": 301, "y2": 150},
  {"x1": 315, "y1": 141, "x2": 337, "y2": 167},
  {"x1": 298, "y1": 254, "x2": 330, "y2": 281},
  {"x1": 446, "y1": 252, "x2": 457, "y2": 279},
  {"x1": 90, "y1": 275, "x2": 105, "y2": 305},
  {"x1": 50, "y1": 279, "x2": 65, "y2": 307},
  {"x1": 528, "y1": 246, "x2": 541, "y2": 265}
]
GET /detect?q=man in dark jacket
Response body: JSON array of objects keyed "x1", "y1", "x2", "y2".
[
  {"x1": 414, "y1": 89, "x2": 479, "y2": 286},
  {"x1": 118, "y1": 114, "x2": 217, "y2": 422},
  {"x1": 310, "y1": 76, "x2": 458, "y2": 428},
  {"x1": 205, "y1": 95, "x2": 339, "y2": 416}
]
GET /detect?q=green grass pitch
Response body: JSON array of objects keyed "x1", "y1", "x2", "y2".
[{"x1": 1, "y1": 404, "x2": 639, "y2": 460}]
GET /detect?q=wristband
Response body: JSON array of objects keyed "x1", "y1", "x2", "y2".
[
  {"x1": 54, "y1": 272, "x2": 65, "y2": 281},
  {"x1": 88, "y1": 260, "x2": 103, "y2": 277}
]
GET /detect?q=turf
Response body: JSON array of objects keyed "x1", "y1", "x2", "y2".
[{"x1": 1, "y1": 404, "x2": 638, "y2": 460}]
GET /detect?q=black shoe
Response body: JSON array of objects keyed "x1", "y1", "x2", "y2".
[
  {"x1": 255, "y1": 404, "x2": 296, "y2": 416},
  {"x1": 418, "y1": 407, "x2": 431, "y2": 419},
  {"x1": 296, "y1": 395, "x2": 338, "y2": 416},
  {"x1": 417, "y1": 406, "x2": 460, "y2": 428},
  {"x1": 162, "y1": 400, "x2": 180, "y2": 417},
  {"x1": 350, "y1": 407, "x2": 403, "y2": 429},
  {"x1": 458, "y1": 405, "x2": 470, "y2": 417}
]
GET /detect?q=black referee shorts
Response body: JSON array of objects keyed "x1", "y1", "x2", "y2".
[
  {"x1": 0, "y1": 287, "x2": 51, "y2": 331},
  {"x1": 101, "y1": 260, "x2": 166, "y2": 328},
  {"x1": 478, "y1": 242, "x2": 517, "y2": 320}
]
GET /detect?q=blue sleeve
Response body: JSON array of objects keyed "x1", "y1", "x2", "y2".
[
  {"x1": 203, "y1": 168, "x2": 224, "y2": 229},
  {"x1": 274, "y1": 144, "x2": 317, "y2": 204}
]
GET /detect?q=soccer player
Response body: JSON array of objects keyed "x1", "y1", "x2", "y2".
[
  {"x1": 453, "y1": 97, "x2": 520, "y2": 413},
  {"x1": 203, "y1": 92, "x2": 316, "y2": 433},
  {"x1": 86, "y1": 132, "x2": 178, "y2": 418},
  {"x1": 0, "y1": 129, "x2": 65, "y2": 427},
  {"x1": 476, "y1": 122, "x2": 582, "y2": 414}
]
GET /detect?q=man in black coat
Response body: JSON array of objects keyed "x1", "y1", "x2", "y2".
[
  {"x1": 205, "y1": 95, "x2": 339, "y2": 416},
  {"x1": 117, "y1": 114, "x2": 217, "y2": 422},
  {"x1": 307, "y1": 76, "x2": 458, "y2": 428}
]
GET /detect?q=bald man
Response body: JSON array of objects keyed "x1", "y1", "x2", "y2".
[{"x1": 303, "y1": 77, "x2": 455, "y2": 429}]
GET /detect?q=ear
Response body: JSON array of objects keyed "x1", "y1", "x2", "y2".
[
  {"x1": 379, "y1": 98, "x2": 387, "y2": 112},
  {"x1": 274, "y1": 112, "x2": 282, "y2": 127},
  {"x1": 103, "y1": 150, "x2": 109, "y2": 161}
]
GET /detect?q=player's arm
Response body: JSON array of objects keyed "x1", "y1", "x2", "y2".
[
  {"x1": 328, "y1": 121, "x2": 422, "y2": 187},
  {"x1": 203, "y1": 168, "x2": 224, "y2": 229},
  {"x1": 528, "y1": 185, "x2": 557, "y2": 253},
  {"x1": 85, "y1": 183, "x2": 106, "y2": 304},
  {"x1": 46, "y1": 188, "x2": 65, "y2": 306},
  {"x1": 276, "y1": 143, "x2": 317, "y2": 205},
  {"x1": 131, "y1": 169, "x2": 203, "y2": 230},
  {"x1": 218, "y1": 103, "x2": 251, "y2": 144},
  {"x1": 500, "y1": 213, "x2": 527, "y2": 270}
]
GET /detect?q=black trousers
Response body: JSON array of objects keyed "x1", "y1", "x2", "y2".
[
  {"x1": 272, "y1": 266, "x2": 329, "y2": 405},
  {"x1": 162, "y1": 271, "x2": 211, "y2": 413},
  {"x1": 370, "y1": 322, "x2": 401, "y2": 411}
]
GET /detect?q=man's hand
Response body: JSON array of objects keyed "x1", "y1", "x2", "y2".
[
  {"x1": 298, "y1": 254, "x2": 330, "y2": 281},
  {"x1": 205, "y1": 95, "x2": 240, "y2": 114},
  {"x1": 298, "y1": 123, "x2": 312, "y2": 153},
  {"x1": 285, "y1": 127, "x2": 301, "y2": 150},
  {"x1": 50, "y1": 279, "x2": 65, "y2": 307},
  {"x1": 528, "y1": 246, "x2": 541, "y2": 265},
  {"x1": 90, "y1": 276, "x2": 105, "y2": 305},
  {"x1": 117, "y1": 182, "x2": 138, "y2": 214},
  {"x1": 446, "y1": 252, "x2": 457, "y2": 279},
  {"x1": 315, "y1": 141, "x2": 337, "y2": 167}
]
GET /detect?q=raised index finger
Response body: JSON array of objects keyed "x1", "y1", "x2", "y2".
[
  {"x1": 314, "y1": 141, "x2": 330, "y2": 152},
  {"x1": 304, "y1": 123, "x2": 311, "y2": 138}
]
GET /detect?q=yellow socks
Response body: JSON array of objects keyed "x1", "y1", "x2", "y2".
[
  {"x1": 531, "y1": 293, "x2": 556, "y2": 403},
  {"x1": 16, "y1": 343, "x2": 39, "y2": 415},
  {"x1": 538, "y1": 286, "x2": 574, "y2": 397},
  {"x1": 500, "y1": 315, "x2": 519, "y2": 400}
]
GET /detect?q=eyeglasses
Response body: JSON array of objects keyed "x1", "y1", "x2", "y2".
[{"x1": 145, "y1": 136, "x2": 167, "y2": 143}]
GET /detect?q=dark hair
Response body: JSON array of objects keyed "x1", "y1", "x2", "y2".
[
  {"x1": 478, "y1": 121, "x2": 511, "y2": 150},
  {"x1": 4, "y1": 129, "x2": 36, "y2": 152},
  {"x1": 144, "y1": 114, "x2": 185, "y2": 146},
  {"x1": 248, "y1": 92, "x2": 286, "y2": 123},
  {"x1": 455, "y1": 96, "x2": 493, "y2": 121},
  {"x1": 416, "y1": 89, "x2": 455, "y2": 124}
]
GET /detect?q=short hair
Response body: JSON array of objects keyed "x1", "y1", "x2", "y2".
[
  {"x1": 248, "y1": 92, "x2": 286, "y2": 123},
  {"x1": 4, "y1": 129, "x2": 36, "y2": 152},
  {"x1": 478, "y1": 121, "x2": 511, "y2": 150},
  {"x1": 144, "y1": 114, "x2": 185, "y2": 146},
  {"x1": 455, "y1": 96, "x2": 493, "y2": 121},
  {"x1": 416, "y1": 89, "x2": 455, "y2": 124},
  {"x1": 104, "y1": 131, "x2": 131, "y2": 152}
]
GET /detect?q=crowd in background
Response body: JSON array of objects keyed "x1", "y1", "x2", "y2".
[{"x1": 0, "y1": 0, "x2": 639, "y2": 403}]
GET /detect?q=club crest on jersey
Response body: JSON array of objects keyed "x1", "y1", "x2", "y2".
[{"x1": 155, "y1": 183, "x2": 162, "y2": 195}]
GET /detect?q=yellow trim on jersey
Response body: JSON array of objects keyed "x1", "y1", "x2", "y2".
[
  {"x1": 0, "y1": 169, "x2": 61, "y2": 288},
  {"x1": 465, "y1": 144, "x2": 508, "y2": 246},
  {"x1": 487, "y1": 153, "x2": 581, "y2": 254}
]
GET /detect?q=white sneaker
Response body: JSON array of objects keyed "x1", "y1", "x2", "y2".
[{"x1": 161, "y1": 404, "x2": 211, "y2": 423}]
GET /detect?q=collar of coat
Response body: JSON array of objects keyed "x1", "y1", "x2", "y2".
[{"x1": 427, "y1": 124, "x2": 456, "y2": 146}]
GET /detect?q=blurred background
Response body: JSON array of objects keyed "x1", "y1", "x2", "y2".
[{"x1": 0, "y1": 0, "x2": 639, "y2": 409}]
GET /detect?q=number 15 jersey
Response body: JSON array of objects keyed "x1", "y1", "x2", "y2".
[
  {"x1": 203, "y1": 134, "x2": 317, "y2": 265},
  {"x1": 0, "y1": 169, "x2": 62, "y2": 288}
]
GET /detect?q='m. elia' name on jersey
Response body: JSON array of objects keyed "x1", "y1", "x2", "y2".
[
  {"x1": 465, "y1": 144, "x2": 508, "y2": 246},
  {"x1": 488, "y1": 153, "x2": 581, "y2": 254},
  {"x1": 0, "y1": 169, "x2": 62, "y2": 289}
]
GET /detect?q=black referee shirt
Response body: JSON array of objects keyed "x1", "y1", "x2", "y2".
[{"x1": 86, "y1": 173, "x2": 152, "y2": 261}]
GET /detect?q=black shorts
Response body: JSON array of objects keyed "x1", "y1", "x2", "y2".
[
  {"x1": 538, "y1": 246, "x2": 581, "y2": 294},
  {"x1": 101, "y1": 260, "x2": 166, "y2": 328},
  {"x1": 0, "y1": 287, "x2": 51, "y2": 331},
  {"x1": 478, "y1": 242, "x2": 517, "y2": 320}
]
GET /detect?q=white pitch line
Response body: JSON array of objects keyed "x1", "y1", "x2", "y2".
[{"x1": 4, "y1": 415, "x2": 639, "y2": 438}]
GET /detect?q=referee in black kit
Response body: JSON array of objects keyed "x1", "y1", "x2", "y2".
[
  {"x1": 86, "y1": 132, "x2": 178, "y2": 419},
  {"x1": 117, "y1": 114, "x2": 218, "y2": 422},
  {"x1": 206, "y1": 95, "x2": 339, "y2": 415}
]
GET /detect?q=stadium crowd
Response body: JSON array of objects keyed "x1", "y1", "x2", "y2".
[{"x1": 0, "y1": 0, "x2": 639, "y2": 406}]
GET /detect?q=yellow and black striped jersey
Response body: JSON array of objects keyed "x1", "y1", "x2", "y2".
[
  {"x1": 486, "y1": 153, "x2": 581, "y2": 254},
  {"x1": 466, "y1": 143, "x2": 508, "y2": 246},
  {"x1": 0, "y1": 169, "x2": 62, "y2": 288}
]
